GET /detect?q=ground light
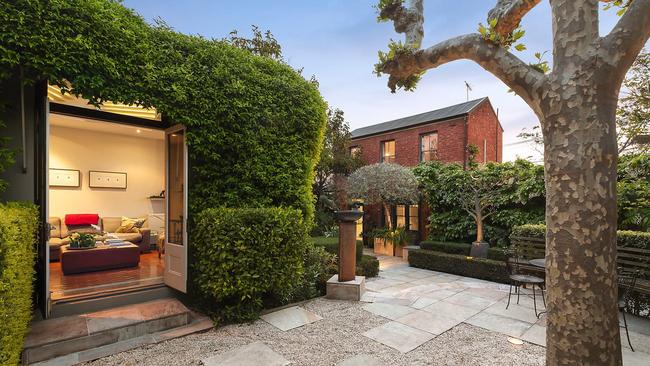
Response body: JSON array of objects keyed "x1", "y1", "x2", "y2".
[{"x1": 507, "y1": 337, "x2": 524, "y2": 345}]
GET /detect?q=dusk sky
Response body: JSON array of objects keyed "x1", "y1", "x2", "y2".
[{"x1": 123, "y1": 0, "x2": 625, "y2": 162}]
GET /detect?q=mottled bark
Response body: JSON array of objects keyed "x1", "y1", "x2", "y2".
[{"x1": 540, "y1": 87, "x2": 621, "y2": 366}]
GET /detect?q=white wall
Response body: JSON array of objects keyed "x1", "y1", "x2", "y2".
[{"x1": 49, "y1": 125, "x2": 165, "y2": 219}]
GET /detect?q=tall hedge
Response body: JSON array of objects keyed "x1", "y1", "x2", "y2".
[
  {"x1": 0, "y1": 0, "x2": 327, "y2": 222},
  {"x1": 0, "y1": 202, "x2": 39, "y2": 365},
  {"x1": 192, "y1": 207, "x2": 310, "y2": 323}
]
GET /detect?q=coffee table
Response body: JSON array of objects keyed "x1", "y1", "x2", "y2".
[{"x1": 60, "y1": 242, "x2": 140, "y2": 275}]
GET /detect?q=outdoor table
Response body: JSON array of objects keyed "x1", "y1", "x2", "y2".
[{"x1": 529, "y1": 258, "x2": 545, "y2": 268}]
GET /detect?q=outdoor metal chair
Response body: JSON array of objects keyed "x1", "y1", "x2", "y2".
[
  {"x1": 504, "y1": 248, "x2": 546, "y2": 318},
  {"x1": 618, "y1": 268, "x2": 640, "y2": 352}
]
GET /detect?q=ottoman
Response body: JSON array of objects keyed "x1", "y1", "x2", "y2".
[{"x1": 60, "y1": 243, "x2": 140, "y2": 275}]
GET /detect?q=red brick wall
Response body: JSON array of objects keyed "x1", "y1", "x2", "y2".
[
  {"x1": 467, "y1": 100, "x2": 503, "y2": 163},
  {"x1": 350, "y1": 116, "x2": 467, "y2": 167}
]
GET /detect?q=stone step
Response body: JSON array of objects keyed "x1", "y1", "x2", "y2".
[{"x1": 23, "y1": 298, "x2": 193, "y2": 365}]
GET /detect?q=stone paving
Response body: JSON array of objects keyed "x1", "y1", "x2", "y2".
[{"x1": 358, "y1": 254, "x2": 650, "y2": 365}]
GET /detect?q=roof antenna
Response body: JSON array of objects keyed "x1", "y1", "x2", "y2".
[{"x1": 464, "y1": 81, "x2": 473, "y2": 101}]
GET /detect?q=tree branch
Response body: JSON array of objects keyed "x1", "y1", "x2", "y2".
[
  {"x1": 600, "y1": 0, "x2": 650, "y2": 80},
  {"x1": 381, "y1": 34, "x2": 546, "y2": 113},
  {"x1": 380, "y1": 0, "x2": 424, "y2": 48},
  {"x1": 487, "y1": 0, "x2": 541, "y2": 37}
]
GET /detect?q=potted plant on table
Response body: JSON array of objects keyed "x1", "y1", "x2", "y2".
[{"x1": 68, "y1": 232, "x2": 97, "y2": 249}]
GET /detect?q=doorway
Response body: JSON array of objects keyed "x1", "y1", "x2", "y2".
[{"x1": 40, "y1": 85, "x2": 188, "y2": 316}]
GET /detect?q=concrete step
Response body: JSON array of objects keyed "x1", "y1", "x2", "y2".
[{"x1": 23, "y1": 298, "x2": 196, "y2": 365}]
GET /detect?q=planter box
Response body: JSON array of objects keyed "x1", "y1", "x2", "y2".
[{"x1": 373, "y1": 238, "x2": 405, "y2": 257}]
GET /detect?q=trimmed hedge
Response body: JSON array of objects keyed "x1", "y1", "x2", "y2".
[
  {"x1": 192, "y1": 207, "x2": 310, "y2": 323},
  {"x1": 0, "y1": 202, "x2": 39, "y2": 366},
  {"x1": 357, "y1": 255, "x2": 380, "y2": 278},
  {"x1": 511, "y1": 224, "x2": 650, "y2": 250},
  {"x1": 408, "y1": 249, "x2": 509, "y2": 283},
  {"x1": 419, "y1": 240, "x2": 507, "y2": 261},
  {"x1": 310, "y1": 236, "x2": 363, "y2": 262}
]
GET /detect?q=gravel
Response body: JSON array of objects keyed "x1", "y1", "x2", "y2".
[{"x1": 84, "y1": 298, "x2": 545, "y2": 366}]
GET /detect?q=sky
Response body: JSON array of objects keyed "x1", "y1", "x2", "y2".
[{"x1": 122, "y1": 0, "x2": 625, "y2": 162}]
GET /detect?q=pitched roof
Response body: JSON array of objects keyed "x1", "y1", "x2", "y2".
[{"x1": 351, "y1": 97, "x2": 488, "y2": 139}]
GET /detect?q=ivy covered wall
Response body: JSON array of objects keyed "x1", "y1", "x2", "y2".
[{"x1": 0, "y1": 0, "x2": 327, "y2": 221}]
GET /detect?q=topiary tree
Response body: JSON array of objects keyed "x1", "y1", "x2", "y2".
[
  {"x1": 347, "y1": 163, "x2": 419, "y2": 230},
  {"x1": 373, "y1": 0, "x2": 650, "y2": 363}
]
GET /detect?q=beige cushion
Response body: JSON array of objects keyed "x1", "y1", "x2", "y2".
[
  {"x1": 48, "y1": 237, "x2": 70, "y2": 247},
  {"x1": 67, "y1": 224, "x2": 102, "y2": 235},
  {"x1": 101, "y1": 217, "x2": 122, "y2": 232},
  {"x1": 112, "y1": 232, "x2": 142, "y2": 242},
  {"x1": 48, "y1": 217, "x2": 61, "y2": 238}
]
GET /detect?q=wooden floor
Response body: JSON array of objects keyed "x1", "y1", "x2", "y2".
[{"x1": 50, "y1": 252, "x2": 164, "y2": 301}]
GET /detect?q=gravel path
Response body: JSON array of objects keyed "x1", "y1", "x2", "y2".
[{"x1": 84, "y1": 298, "x2": 545, "y2": 366}]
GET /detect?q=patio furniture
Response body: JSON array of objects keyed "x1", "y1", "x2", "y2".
[
  {"x1": 60, "y1": 242, "x2": 140, "y2": 275},
  {"x1": 618, "y1": 268, "x2": 640, "y2": 352},
  {"x1": 504, "y1": 249, "x2": 546, "y2": 317}
]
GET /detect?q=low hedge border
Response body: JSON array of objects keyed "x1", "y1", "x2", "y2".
[
  {"x1": 310, "y1": 236, "x2": 363, "y2": 262},
  {"x1": 419, "y1": 240, "x2": 507, "y2": 261},
  {"x1": 0, "y1": 202, "x2": 39, "y2": 366},
  {"x1": 408, "y1": 249, "x2": 509, "y2": 284},
  {"x1": 511, "y1": 224, "x2": 650, "y2": 251}
]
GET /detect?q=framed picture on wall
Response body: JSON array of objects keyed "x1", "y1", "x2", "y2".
[
  {"x1": 49, "y1": 168, "x2": 80, "y2": 187},
  {"x1": 89, "y1": 170, "x2": 127, "y2": 189}
]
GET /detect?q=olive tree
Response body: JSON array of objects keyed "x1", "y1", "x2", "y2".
[
  {"x1": 373, "y1": 0, "x2": 650, "y2": 364},
  {"x1": 347, "y1": 163, "x2": 419, "y2": 230}
]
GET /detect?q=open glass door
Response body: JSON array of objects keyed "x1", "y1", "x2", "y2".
[{"x1": 164, "y1": 125, "x2": 188, "y2": 292}]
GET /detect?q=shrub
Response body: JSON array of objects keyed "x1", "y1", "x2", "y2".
[
  {"x1": 310, "y1": 236, "x2": 363, "y2": 262},
  {"x1": 510, "y1": 224, "x2": 546, "y2": 239},
  {"x1": 617, "y1": 230, "x2": 650, "y2": 249},
  {"x1": 419, "y1": 240, "x2": 507, "y2": 261},
  {"x1": 192, "y1": 207, "x2": 309, "y2": 323},
  {"x1": 0, "y1": 202, "x2": 39, "y2": 366},
  {"x1": 357, "y1": 255, "x2": 380, "y2": 278},
  {"x1": 408, "y1": 249, "x2": 509, "y2": 283},
  {"x1": 291, "y1": 245, "x2": 337, "y2": 301}
]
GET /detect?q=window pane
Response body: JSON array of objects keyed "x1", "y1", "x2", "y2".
[
  {"x1": 350, "y1": 146, "x2": 360, "y2": 156},
  {"x1": 396, "y1": 205, "x2": 406, "y2": 228},
  {"x1": 420, "y1": 133, "x2": 438, "y2": 162},
  {"x1": 382, "y1": 140, "x2": 396, "y2": 163},
  {"x1": 409, "y1": 205, "x2": 419, "y2": 231}
]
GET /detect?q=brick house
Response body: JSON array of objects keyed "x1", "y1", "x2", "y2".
[{"x1": 349, "y1": 97, "x2": 503, "y2": 243}]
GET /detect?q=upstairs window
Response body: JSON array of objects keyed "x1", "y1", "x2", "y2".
[
  {"x1": 381, "y1": 140, "x2": 396, "y2": 163},
  {"x1": 350, "y1": 146, "x2": 361, "y2": 156},
  {"x1": 420, "y1": 132, "x2": 438, "y2": 162}
]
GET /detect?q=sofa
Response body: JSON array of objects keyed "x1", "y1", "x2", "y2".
[{"x1": 48, "y1": 216, "x2": 151, "y2": 261}]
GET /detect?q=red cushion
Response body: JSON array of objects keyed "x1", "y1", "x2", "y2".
[{"x1": 65, "y1": 214, "x2": 99, "y2": 226}]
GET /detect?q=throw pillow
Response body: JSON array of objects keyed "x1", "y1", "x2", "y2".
[{"x1": 115, "y1": 217, "x2": 146, "y2": 233}]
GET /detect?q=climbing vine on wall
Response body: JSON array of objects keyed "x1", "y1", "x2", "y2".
[{"x1": 0, "y1": 0, "x2": 327, "y2": 222}]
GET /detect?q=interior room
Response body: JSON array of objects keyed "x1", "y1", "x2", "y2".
[{"x1": 47, "y1": 110, "x2": 166, "y2": 301}]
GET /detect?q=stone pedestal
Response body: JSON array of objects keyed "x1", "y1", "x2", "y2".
[
  {"x1": 338, "y1": 220, "x2": 357, "y2": 282},
  {"x1": 326, "y1": 275, "x2": 366, "y2": 301}
]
